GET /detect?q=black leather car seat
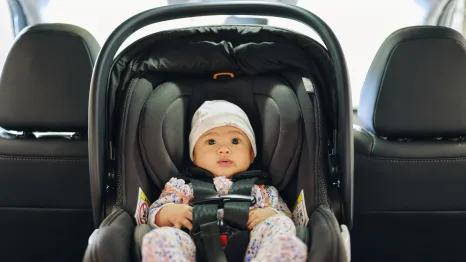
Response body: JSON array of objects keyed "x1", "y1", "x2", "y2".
[
  {"x1": 0, "y1": 24, "x2": 100, "y2": 262},
  {"x1": 353, "y1": 26, "x2": 466, "y2": 262}
]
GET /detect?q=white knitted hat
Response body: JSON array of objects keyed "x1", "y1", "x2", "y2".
[{"x1": 189, "y1": 100, "x2": 257, "y2": 161}]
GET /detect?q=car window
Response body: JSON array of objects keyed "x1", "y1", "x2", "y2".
[
  {"x1": 1, "y1": 1, "x2": 463, "y2": 108},
  {"x1": 39, "y1": 0, "x2": 429, "y2": 108},
  {"x1": 0, "y1": 1, "x2": 14, "y2": 75}
]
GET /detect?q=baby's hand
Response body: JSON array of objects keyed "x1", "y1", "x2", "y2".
[
  {"x1": 247, "y1": 207, "x2": 278, "y2": 230},
  {"x1": 155, "y1": 204, "x2": 193, "y2": 230}
]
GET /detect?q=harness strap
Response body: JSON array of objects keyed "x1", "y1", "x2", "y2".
[
  {"x1": 190, "y1": 176, "x2": 227, "y2": 262},
  {"x1": 200, "y1": 221, "x2": 228, "y2": 262},
  {"x1": 182, "y1": 167, "x2": 269, "y2": 262},
  {"x1": 223, "y1": 177, "x2": 259, "y2": 230},
  {"x1": 190, "y1": 179, "x2": 218, "y2": 231}
]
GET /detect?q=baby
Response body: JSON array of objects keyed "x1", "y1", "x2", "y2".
[{"x1": 142, "y1": 100, "x2": 307, "y2": 262}]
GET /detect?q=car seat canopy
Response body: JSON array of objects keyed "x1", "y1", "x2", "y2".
[
  {"x1": 112, "y1": 26, "x2": 333, "y2": 73},
  {"x1": 110, "y1": 26, "x2": 336, "y2": 127}
]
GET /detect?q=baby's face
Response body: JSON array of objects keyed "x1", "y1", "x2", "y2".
[{"x1": 193, "y1": 126, "x2": 254, "y2": 178}]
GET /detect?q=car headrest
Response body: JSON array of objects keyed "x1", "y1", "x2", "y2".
[
  {"x1": 358, "y1": 26, "x2": 466, "y2": 138},
  {"x1": 139, "y1": 76, "x2": 302, "y2": 191},
  {"x1": 0, "y1": 23, "x2": 100, "y2": 132}
]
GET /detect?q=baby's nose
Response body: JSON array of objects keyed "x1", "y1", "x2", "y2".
[{"x1": 217, "y1": 146, "x2": 230, "y2": 155}]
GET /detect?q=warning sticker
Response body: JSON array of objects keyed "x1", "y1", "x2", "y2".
[
  {"x1": 134, "y1": 188, "x2": 150, "y2": 225},
  {"x1": 292, "y1": 190, "x2": 309, "y2": 227}
]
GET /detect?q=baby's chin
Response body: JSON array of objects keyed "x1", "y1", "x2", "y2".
[{"x1": 203, "y1": 167, "x2": 232, "y2": 178}]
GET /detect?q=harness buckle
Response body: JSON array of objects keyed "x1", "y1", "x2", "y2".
[
  {"x1": 217, "y1": 219, "x2": 240, "y2": 247},
  {"x1": 189, "y1": 219, "x2": 238, "y2": 247},
  {"x1": 220, "y1": 234, "x2": 228, "y2": 247}
]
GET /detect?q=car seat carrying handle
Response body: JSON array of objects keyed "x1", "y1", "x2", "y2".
[{"x1": 89, "y1": 0, "x2": 353, "y2": 229}]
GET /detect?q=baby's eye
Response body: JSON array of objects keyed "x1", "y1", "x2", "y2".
[
  {"x1": 207, "y1": 139, "x2": 216, "y2": 145},
  {"x1": 231, "y1": 138, "x2": 240, "y2": 145}
]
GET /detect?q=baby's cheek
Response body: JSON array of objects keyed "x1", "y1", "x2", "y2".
[
  {"x1": 193, "y1": 162, "x2": 210, "y2": 175},
  {"x1": 237, "y1": 159, "x2": 251, "y2": 172}
]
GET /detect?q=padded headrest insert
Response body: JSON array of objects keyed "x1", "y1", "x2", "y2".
[
  {"x1": 0, "y1": 23, "x2": 100, "y2": 132},
  {"x1": 358, "y1": 26, "x2": 466, "y2": 137},
  {"x1": 139, "y1": 76, "x2": 302, "y2": 190}
]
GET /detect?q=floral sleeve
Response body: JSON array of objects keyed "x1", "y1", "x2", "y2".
[
  {"x1": 148, "y1": 177, "x2": 193, "y2": 228},
  {"x1": 252, "y1": 184, "x2": 292, "y2": 217}
]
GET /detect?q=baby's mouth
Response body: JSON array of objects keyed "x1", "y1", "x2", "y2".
[{"x1": 217, "y1": 159, "x2": 233, "y2": 166}]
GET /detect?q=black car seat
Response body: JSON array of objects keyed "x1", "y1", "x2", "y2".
[
  {"x1": 0, "y1": 24, "x2": 99, "y2": 262},
  {"x1": 84, "y1": 3, "x2": 353, "y2": 262},
  {"x1": 353, "y1": 26, "x2": 466, "y2": 262}
]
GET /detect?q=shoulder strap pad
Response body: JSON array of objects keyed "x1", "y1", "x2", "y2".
[{"x1": 231, "y1": 170, "x2": 270, "y2": 185}]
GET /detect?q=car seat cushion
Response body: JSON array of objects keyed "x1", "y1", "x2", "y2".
[
  {"x1": 358, "y1": 26, "x2": 466, "y2": 138},
  {"x1": 0, "y1": 24, "x2": 99, "y2": 132}
]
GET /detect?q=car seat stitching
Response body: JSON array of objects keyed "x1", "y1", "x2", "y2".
[
  {"x1": 312, "y1": 76, "x2": 329, "y2": 206},
  {"x1": 0, "y1": 156, "x2": 87, "y2": 161},
  {"x1": 118, "y1": 78, "x2": 137, "y2": 209},
  {"x1": 356, "y1": 152, "x2": 466, "y2": 162}
]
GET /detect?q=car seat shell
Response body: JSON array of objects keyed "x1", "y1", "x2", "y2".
[{"x1": 84, "y1": 2, "x2": 353, "y2": 262}]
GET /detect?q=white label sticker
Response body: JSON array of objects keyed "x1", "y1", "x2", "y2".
[
  {"x1": 292, "y1": 190, "x2": 309, "y2": 227},
  {"x1": 134, "y1": 188, "x2": 150, "y2": 225}
]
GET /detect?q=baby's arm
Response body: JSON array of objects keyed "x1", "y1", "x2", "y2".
[
  {"x1": 247, "y1": 184, "x2": 292, "y2": 229},
  {"x1": 148, "y1": 177, "x2": 193, "y2": 228},
  {"x1": 262, "y1": 185, "x2": 292, "y2": 217}
]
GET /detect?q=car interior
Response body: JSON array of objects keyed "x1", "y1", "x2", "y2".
[{"x1": 0, "y1": 0, "x2": 465, "y2": 262}]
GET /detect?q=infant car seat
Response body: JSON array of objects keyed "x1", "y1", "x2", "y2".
[{"x1": 83, "y1": 2, "x2": 353, "y2": 262}]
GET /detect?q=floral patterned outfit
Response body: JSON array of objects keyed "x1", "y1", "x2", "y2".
[{"x1": 142, "y1": 176, "x2": 307, "y2": 262}]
